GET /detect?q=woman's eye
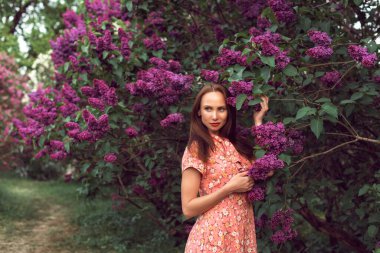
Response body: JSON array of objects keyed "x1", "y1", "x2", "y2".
[
  {"x1": 219, "y1": 108, "x2": 225, "y2": 112},
  {"x1": 205, "y1": 108, "x2": 211, "y2": 111}
]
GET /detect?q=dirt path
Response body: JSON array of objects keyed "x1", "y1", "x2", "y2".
[{"x1": 0, "y1": 203, "x2": 82, "y2": 253}]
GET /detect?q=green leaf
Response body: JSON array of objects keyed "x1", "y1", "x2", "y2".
[
  {"x1": 126, "y1": 1, "x2": 133, "y2": 12},
  {"x1": 296, "y1": 106, "x2": 313, "y2": 120},
  {"x1": 283, "y1": 65, "x2": 298, "y2": 77},
  {"x1": 63, "y1": 62, "x2": 70, "y2": 73},
  {"x1": 350, "y1": 92, "x2": 364, "y2": 100},
  {"x1": 340, "y1": 99, "x2": 355, "y2": 105},
  {"x1": 236, "y1": 94, "x2": 247, "y2": 110},
  {"x1": 283, "y1": 117, "x2": 295, "y2": 124},
  {"x1": 310, "y1": 118, "x2": 323, "y2": 139},
  {"x1": 367, "y1": 225, "x2": 378, "y2": 238},
  {"x1": 255, "y1": 149, "x2": 266, "y2": 159},
  {"x1": 64, "y1": 142, "x2": 70, "y2": 153},
  {"x1": 315, "y1": 71, "x2": 325, "y2": 77},
  {"x1": 248, "y1": 98, "x2": 262, "y2": 106},
  {"x1": 315, "y1": 97, "x2": 331, "y2": 103},
  {"x1": 260, "y1": 56, "x2": 275, "y2": 68},
  {"x1": 358, "y1": 184, "x2": 370, "y2": 196},
  {"x1": 279, "y1": 153, "x2": 292, "y2": 165},
  {"x1": 353, "y1": 0, "x2": 362, "y2": 5},
  {"x1": 260, "y1": 66, "x2": 271, "y2": 83},
  {"x1": 321, "y1": 103, "x2": 338, "y2": 119}
]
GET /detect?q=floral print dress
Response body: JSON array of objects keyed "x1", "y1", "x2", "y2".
[{"x1": 182, "y1": 134, "x2": 257, "y2": 253}]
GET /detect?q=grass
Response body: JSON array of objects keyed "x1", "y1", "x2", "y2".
[{"x1": 0, "y1": 172, "x2": 184, "y2": 253}]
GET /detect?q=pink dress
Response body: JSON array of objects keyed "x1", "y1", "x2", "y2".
[{"x1": 182, "y1": 134, "x2": 257, "y2": 253}]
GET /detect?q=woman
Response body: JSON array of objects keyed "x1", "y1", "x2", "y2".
[{"x1": 181, "y1": 83, "x2": 269, "y2": 252}]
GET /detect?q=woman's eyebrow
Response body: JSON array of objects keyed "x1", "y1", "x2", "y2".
[{"x1": 203, "y1": 105, "x2": 226, "y2": 108}]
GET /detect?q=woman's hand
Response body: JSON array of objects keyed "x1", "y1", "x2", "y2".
[
  {"x1": 253, "y1": 95, "x2": 269, "y2": 126},
  {"x1": 224, "y1": 171, "x2": 254, "y2": 194}
]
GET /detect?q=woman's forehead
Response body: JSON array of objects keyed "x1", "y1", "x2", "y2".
[{"x1": 200, "y1": 91, "x2": 226, "y2": 106}]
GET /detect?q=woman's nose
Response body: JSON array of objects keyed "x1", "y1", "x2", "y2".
[{"x1": 212, "y1": 111, "x2": 217, "y2": 119}]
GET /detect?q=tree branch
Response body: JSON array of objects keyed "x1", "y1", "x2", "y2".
[{"x1": 9, "y1": 0, "x2": 35, "y2": 34}]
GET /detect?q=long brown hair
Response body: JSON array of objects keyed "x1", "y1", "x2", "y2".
[{"x1": 187, "y1": 83, "x2": 253, "y2": 163}]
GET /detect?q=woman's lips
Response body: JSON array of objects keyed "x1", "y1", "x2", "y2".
[{"x1": 210, "y1": 123, "x2": 220, "y2": 127}]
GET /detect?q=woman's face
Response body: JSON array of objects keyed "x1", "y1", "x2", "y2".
[{"x1": 198, "y1": 91, "x2": 228, "y2": 135}]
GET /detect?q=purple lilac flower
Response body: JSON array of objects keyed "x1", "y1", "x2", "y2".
[
  {"x1": 228, "y1": 81, "x2": 253, "y2": 96},
  {"x1": 59, "y1": 102, "x2": 80, "y2": 117},
  {"x1": 125, "y1": 127, "x2": 138, "y2": 138},
  {"x1": 231, "y1": 0, "x2": 266, "y2": 19},
  {"x1": 132, "y1": 103, "x2": 145, "y2": 113},
  {"x1": 249, "y1": 27, "x2": 262, "y2": 36},
  {"x1": 361, "y1": 53, "x2": 377, "y2": 68},
  {"x1": 248, "y1": 154, "x2": 285, "y2": 181},
  {"x1": 80, "y1": 86, "x2": 96, "y2": 97},
  {"x1": 49, "y1": 140, "x2": 65, "y2": 151},
  {"x1": 77, "y1": 130, "x2": 93, "y2": 141},
  {"x1": 320, "y1": 70, "x2": 341, "y2": 87},
  {"x1": 275, "y1": 51, "x2": 290, "y2": 70},
  {"x1": 201, "y1": 69, "x2": 219, "y2": 83},
  {"x1": 145, "y1": 11, "x2": 165, "y2": 27},
  {"x1": 88, "y1": 97, "x2": 105, "y2": 111},
  {"x1": 251, "y1": 31, "x2": 282, "y2": 45},
  {"x1": 34, "y1": 148, "x2": 48, "y2": 159},
  {"x1": 120, "y1": 37, "x2": 130, "y2": 59},
  {"x1": 125, "y1": 61, "x2": 193, "y2": 106},
  {"x1": 133, "y1": 184, "x2": 145, "y2": 195},
  {"x1": 257, "y1": 16, "x2": 271, "y2": 30},
  {"x1": 306, "y1": 46, "x2": 333, "y2": 59},
  {"x1": 50, "y1": 151, "x2": 67, "y2": 160},
  {"x1": 248, "y1": 185, "x2": 266, "y2": 201},
  {"x1": 261, "y1": 40, "x2": 280, "y2": 56},
  {"x1": 168, "y1": 60, "x2": 182, "y2": 73},
  {"x1": 347, "y1": 45, "x2": 368, "y2": 61},
  {"x1": 274, "y1": 11, "x2": 296, "y2": 24},
  {"x1": 104, "y1": 153, "x2": 117, "y2": 163},
  {"x1": 216, "y1": 48, "x2": 246, "y2": 67},
  {"x1": 143, "y1": 34, "x2": 166, "y2": 51},
  {"x1": 213, "y1": 25, "x2": 226, "y2": 42},
  {"x1": 286, "y1": 128, "x2": 305, "y2": 155},
  {"x1": 160, "y1": 113, "x2": 185, "y2": 128},
  {"x1": 85, "y1": 0, "x2": 121, "y2": 20},
  {"x1": 373, "y1": 75, "x2": 380, "y2": 83},
  {"x1": 255, "y1": 214, "x2": 268, "y2": 229},
  {"x1": 307, "y1": 30, "x2": 332, "y2": 46},
  {"x1": 150, "y1": 57, "x2": 169, "y2": 69},
  {"x1": 251, "y1": 122, "x2": 287, "y2": 155},
  {"x1": 65, "y1": 122, "x2": 80, "y2": 130},
  {"x1": 270, "y1": 209, "x2": 297, "y2": 244}
]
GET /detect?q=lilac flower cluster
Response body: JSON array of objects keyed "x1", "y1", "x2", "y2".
[
  {"x1": 248, "y1": 154, "x2": 285, "y2": 181},
  {"x1": 320, "y1": 70, "x2": 342, "y2": 88},
  {"x1": 160, "y1": 113, "x2": 185, "y2": 128},
  {"x1": 125, "y1": 127, "x2": 138, "y2": 138},
  {"x1": 125, "y1": 57, "x2": 193, "y2": 105},
  {"x1": 12, "y1": 118, "x2": 44, "y2": 144},
  {"x1": 306, "y1": 30, "x2": 333, "y2": 60},
  {"x1": 285, "y1": 128, "x2": 305, "y2": 155},
  {"x1": 85, "y1": 0, "x2": 121, "y2": 20},
  {"x1": 267, "y1": 0, "x2": 296, "y2": 24},
  {"x1": 306, "y1": 46, "x2": 333, "y2": 60},
  {"x1": 270, "y1": 209, "x2": 297, "y2": 244},
  {"x1": 230, "y1": 0, "x2": 266, "y2": 19},
  {"x1": 216, "y1": 48, "x2": 247, "y2": 67},
  {"x1": 65, "y1": 110, "x2": 110, "y2": 142},
  {"x1": 213, "y1": 25, "x2": 226, "y2": 42},
  {"x1": 50, "y1": 10, "x2": 86, "y2": 67},
  {"x1": 307, "y1": 30, "x2": 332, "y2": 47},
  {"x1": 80, "y1": 79, "x2": 118, "y2": 111},
  {"x1": 257, "y1": 16, "x2": 271, "y2": 30},
  {"x1": 104, "y1": 153, "x2": 117, "y2": 163},
  {"x1": 201, "y1": 69, "x2": 219, "y2": 83},
  {"x1": 248, "y1": 185, "x2": 265, "y2": 201},
  {"x1": 37, "y1": 140, "x2": 68, "y2": 160},
  {"x1": 251, "y1": 122, "x2": 287, "y2": 155},
  {"x1": 143, "y1": 34, "x2": 166, "y2": 51},
  {"x1": 145, "y1": 11, "x2": 165, "y2": 27},
  {"x1": 229, "y1": 80, "x2": 253, "y2": 96},
  {"x1": 59, "y1": 83, "x2": 80, "y2": 117},
  {"x1": 251, "y1": 31, "x2": 290, "y2": 70},
  {"x1": 348, "y1": 45, "x2": 378, "y2": 68}
]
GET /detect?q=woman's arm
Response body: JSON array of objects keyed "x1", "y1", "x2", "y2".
[
  {"x1": 181, "y1": 168, "x2": 231, "y2": 220},
  {"x1": 253, "y1": 95, "x2": 269, "y2": 126},
  {"x1": 181, "y1": 168, "x2": 254, "y2": 220}
]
